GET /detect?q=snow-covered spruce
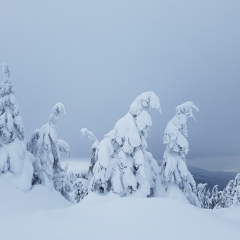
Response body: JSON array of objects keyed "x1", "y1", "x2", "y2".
[
  {"x1": 80, "y1": 128, "x2": 99, "y2": 176},
  {"x1": 89, "y1": 91, "x2": 161, "y2": 197},
  {"x1": 160, "y1": 101, "x2": 200, "y2": 207},
  {"x1": 27, "y1": 102, "x2": 70, "y2": 191},
  {"x1": 0, "y1": 63, "x2": 34, "y2": 191},
  {"x1": 195, "y1": 183, "x2": 210, "y2": 209},
  {"x1": 209, "y1": 185, "x2": 220, "y2": 209},
  {"x1": 216, "y1": 173, "x2": 240, "y2": 208}
]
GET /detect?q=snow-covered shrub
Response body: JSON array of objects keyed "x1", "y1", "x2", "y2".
[
  {"x1": 58, "y1": 169, "x2": 88, "y2": 203},
  {"x1": 71, "y1": 178, "x2": 88, "y2": 203},
  {"x1": 27, "y1": 102, "x2": 70, "y2": 190},
  {"x1": 160, "y1": 102, "x2": 200, "y2": 207},
  {"x1": 0, "y1": 63, "x2": 34, "y2": 191},
  {"x1": 89, "y1": 91, "x2": 161, "y2": 197}
]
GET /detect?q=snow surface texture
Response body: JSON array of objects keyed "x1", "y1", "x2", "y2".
[
  {"x1": 161, "y1": 102, "x2": 200, "y2": 206},
  {"x1": 90, "y1": 91, "x2": 161, "y2": 197},
  {"x1": 27, "y1": 102, "x2": 70, "y2": 189},
  {"x1": 1, "y1": 173, "x2": 240, "y2": 240},
  {"x1": 0, "y1": 63, "x2": 33, "y2": 191}
]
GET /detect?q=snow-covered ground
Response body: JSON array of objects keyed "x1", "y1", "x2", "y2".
[{"x1": 1, "y1": 172, "x2": 240, "y2": 240}]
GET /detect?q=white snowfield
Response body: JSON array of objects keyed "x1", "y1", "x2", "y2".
[{"x1": 1, "y1": 173, "x2": 240, "y2": 240}]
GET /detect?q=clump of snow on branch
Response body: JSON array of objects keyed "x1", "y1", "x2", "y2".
[
  {"x1": 90, "y1": 91, "x2": 161, "y2": 197},
  {"x1": 49, "y1": 102, "x2": 65, "y2": 125},
  {"x1": 0, "y1": 63, "x2": 33, "y2": 191},
  {"x1": 160, "y1": 101, "x2": 200, "y2": 207}
]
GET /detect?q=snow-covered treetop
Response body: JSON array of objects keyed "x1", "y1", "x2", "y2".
[
  {"x1": 175, "y1": 101, "x2": 199, "y2": 120},
  {"x1": 104, "y1": 91, "x2": 161, "y2": 151},
  {"x1": 130, "y1": 91, "x2": 161, "y2": 117},
  {"x1": 57, "y1": 139, "x2": 70, "y2": 157},
  {"x1": 163, "y1": 101, "x2": 199, "y2": 158},
  {"x1": 80, "y1": 128, "x2": 99, "y2": 150},
  {"x1": 80, "y1": 128, "x2": 98, "y2": 142},
  {"x1": 49, "y1": 102, "x2": 65, "y2": 125},
  {"x1": 2, "y1": 63, "x2": 10, "y2": 82}
]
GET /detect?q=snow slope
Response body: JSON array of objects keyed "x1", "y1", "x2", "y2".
[{"x1": 1, "y1": 173, "x2": 240, "y2": 240}]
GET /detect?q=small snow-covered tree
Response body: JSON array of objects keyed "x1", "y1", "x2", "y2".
[
  {"x1": 233, "y1": 186, "x2": 240, "y2": 206},
  {"x1": 224, "y1": 173, "x2": 240, "y2": 208},
  {"x1": 80, "y1": 128, "x2": 99, "y2": 176},
  {"x1": 209, "y1": 185, "x2": 220, "y2": 209},
  {"x1": 216, "y1": 188, "x2": 228, "y2": 209},
  {"x1": 89, "y1": 91, "x2": 161, "y2": 197},
  {"x1": 71, "y1": 178, "x2": 88, "y2": 203},
  {"x1": 0, "y1": 63, "x2": 34, "y2": 191},
  {"x1": 27, "y1": 102, "x2": 70, "y2": 190},
  {"x1": 225, "y1": 179, "x2": 235, "y2": 207},
  {"x1": 160, "y1": 102, "x2": 200, "y2": 207},
  {"x1": 195, "y1": 183, "x2": 209, "y2": 208}
]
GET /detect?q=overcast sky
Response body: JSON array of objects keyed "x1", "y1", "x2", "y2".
[{"x1": 0, "y1": 0, "x2": 239, "y2": 171}]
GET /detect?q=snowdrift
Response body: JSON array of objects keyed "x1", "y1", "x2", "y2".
[{"x1": 1, "y1": 173, "x2": 240, "y2": 240}]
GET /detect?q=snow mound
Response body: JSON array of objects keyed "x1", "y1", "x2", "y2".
[
  {"x1": 0, "y1": 180, "x2": 240, "y2": 240},
  {"x1": 0, "y1": 173, "x2": 71, "y2": 215}
]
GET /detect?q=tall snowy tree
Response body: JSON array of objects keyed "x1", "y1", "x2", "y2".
[
  {"x1": 27, "y1": 102, "x2": 70, "y2": 190},
  {"x1": 160, "y1": 102, "x2": 200, "y2": 207},
  {"x1": 89, "y1": 91, "x2": 161, "y2": 197},
  {"x1": 0, "y1": 63, "x2": 34, "y2": 191}
]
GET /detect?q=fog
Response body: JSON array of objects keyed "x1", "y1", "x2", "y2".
[{"x1": 0, "y1": 0, "x2": 239, "y2": 170}]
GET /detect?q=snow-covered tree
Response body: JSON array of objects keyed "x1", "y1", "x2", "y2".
[
  {"x1": 224, "y1": 179, "x2": 235, "y2": 207},
  {"x1": 195, "y1": 183, "x2": 209, "y2": 208},
  {"x1": 71, "y1": 178, "x2": 88, "y2": 203},
  {"x1": 27, "y1": 102, "x2": 70, "y2": 190},
  {"x1": 89, "y1": 91, "x2": 161, "y2": 197},
  {"x1": 58, "y1": 169, "x2": 89, "y2": 203},
  {"x1": 0, "y1": 63, "x2": 34, "y2": 191},
  {"x1": 209, "y1": 185, "x2": 220, "y2": 209},
  {"x1": 218, "y1": 173, "x2": 240, "y2": 208},
  {"x1": 233, "y1": 186, "x2": 240, "y2": 206},
  {"x1": 80, "y1": 128, "x2": 99, "y2": 176},
  {"x1": 216, "y1": 188, "x2": 228, "y2": 209},
  {"x1": 160, "y1": 102, "x2": 200, "y2": 207}
]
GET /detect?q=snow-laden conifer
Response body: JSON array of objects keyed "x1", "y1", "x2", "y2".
[
  {"x1": 160, "y1": 102, "x2": 200, "y2": 207},
  {"x1": 220, "y1": 174, "x2": 240, "y2": 208},
  {"x1": 233, "y1": 186, "x2": 240, "y2": 206},
  {"x1": 209, "y1": 185, "x2": 220, "y2": 209},
  {"x1": 80, "y1": 128, "x2": 99, "y2": 175},
  {"x1": 27, "y1": 102, "x2": 70, "y2": 190},
  {"x1": 195, "y1": 183, "x2": 209, "y2": 208},
  {"x1": 0, "y1": 63, "x2": 34, "y2": 191},
  {"x1": 89, "y1": 91, "x2": 161, "y2": 197}
]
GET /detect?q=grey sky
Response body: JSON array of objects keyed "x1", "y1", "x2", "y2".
[{"x1": 0, "y1": 0, "x2": 239, "y2": 170}]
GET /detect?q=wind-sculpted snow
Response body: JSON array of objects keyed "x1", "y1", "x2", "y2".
[{"x1": 0, "y1": 177, "x2": 240, "y2": 240}]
